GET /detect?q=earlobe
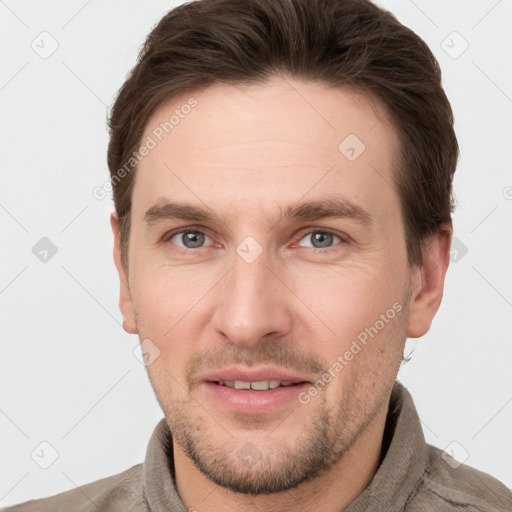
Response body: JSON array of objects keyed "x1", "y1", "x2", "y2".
[
  {"x1": 406, "y1": 228, "x2": 452, "y2": 338},
  {"x1": 110, "y1": 212, "x2": 138, "y2": 335}
]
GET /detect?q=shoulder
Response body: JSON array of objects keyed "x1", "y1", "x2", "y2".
[
  {"x1": 408, "y1": 444, "x2": 512, "y2": 512},
  {"x1": 2, "y1": 464, "x2": 145, "y2": 512}
]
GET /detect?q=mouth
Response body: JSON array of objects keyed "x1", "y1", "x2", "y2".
[
  {"x1": 200, "y1": 368, "x2": 313, "y2": 415},
  {"x1": 210, "y1": 379, "x2": 306, "y2": 390}
]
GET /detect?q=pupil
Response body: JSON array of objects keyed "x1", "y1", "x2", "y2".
[
  {"x1": 312, "y1": 232, "x2": 332, "y2": 248},
  {"x1": 183, "y1": 232, "x2": 204, "y2": 248}
]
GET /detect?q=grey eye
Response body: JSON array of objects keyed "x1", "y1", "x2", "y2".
[
  {"x1": 297, "y1": 231, "x2": 341, "y2": 249},
  {"x1": 170, "y1": 231, "x2": 211, "y2": 249}
]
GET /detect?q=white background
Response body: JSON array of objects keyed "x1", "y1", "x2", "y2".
[{"x1": 1, "y1": 0, "x2": 511, "y2": 506}]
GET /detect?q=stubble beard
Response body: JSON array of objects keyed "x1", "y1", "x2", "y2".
[
  {"x1": 137, "y1": 295, "x2": 410, "y2": 495},
  {"x1": 151, "y1": 370, "x2": 387, "y2": 495}
]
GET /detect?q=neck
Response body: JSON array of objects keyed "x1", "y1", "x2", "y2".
[{"x1": 173, "y1": 401, "x2": 389, "y2": 512}]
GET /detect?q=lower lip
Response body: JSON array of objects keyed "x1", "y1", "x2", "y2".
[{"x1": 202, "y1": 381, "x2": 310, "y2": 415}]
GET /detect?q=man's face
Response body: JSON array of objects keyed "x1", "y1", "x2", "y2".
[{"x1": 112, "y1": 77, "x2": 434, "y2": 494}]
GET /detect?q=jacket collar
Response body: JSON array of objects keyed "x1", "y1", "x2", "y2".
[{"x1": 343, "y1": 380, "x2": 429, "y2": 512}]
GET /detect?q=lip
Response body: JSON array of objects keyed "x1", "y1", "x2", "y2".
[
  {"x1": 203, "y1": 381, "x2": 311, "y2": 415},
  {"x1": 200, "y1": 366, "x2": 312, "y2": 384},
  {"x1": 199, "y1": 366, "x2": 313, "y2": 415}
]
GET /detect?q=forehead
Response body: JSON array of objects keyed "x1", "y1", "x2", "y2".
[{"x1": 132, "y1": 77, "x2": 401, "y2": 225}]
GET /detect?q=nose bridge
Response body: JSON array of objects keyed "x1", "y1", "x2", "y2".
[{"x1": 211, "y1": 245, "x2": 291, "y2": 346}]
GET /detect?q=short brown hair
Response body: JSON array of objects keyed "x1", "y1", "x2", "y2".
[{"x1": 107, "y1": 0, "x2": 458, "y2": 268}]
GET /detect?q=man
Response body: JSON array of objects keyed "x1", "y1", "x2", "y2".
[{"x1": 6, "y1": 0, "x2": 511, "y2": 510}]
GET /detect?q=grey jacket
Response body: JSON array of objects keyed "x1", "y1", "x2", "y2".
[{"x1": 4, "y1": 381, "x2": 512, "y2": 511}]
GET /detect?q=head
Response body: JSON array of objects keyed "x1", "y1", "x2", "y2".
[{"x1": 108, "y1": 0, "x2": 456, "y2": 496}]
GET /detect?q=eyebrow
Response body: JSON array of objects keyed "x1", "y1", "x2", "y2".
[{"x1": 143, "y1": 196, "x2": 373, "y2": 230}]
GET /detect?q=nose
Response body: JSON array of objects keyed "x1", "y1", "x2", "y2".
[{"x1": 211, "y1": 248, "x2": 293, "y2": 348}]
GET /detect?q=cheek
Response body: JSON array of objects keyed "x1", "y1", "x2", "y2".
[
  {"x1": 134, "y1": 281, "x2": 175, "y2": 333},
  {"x1": 286, "y1": 262, "x2": 408, "y2": 386},
  {"x1": 132, "y1": 261, "x2": 204, "y2": 320},
  {"x1": 289, "y1": 261, "x2": 404, "y2": 336},
  {"x1": 131, "y1": 265, "x2": 215, "y2": 361}
]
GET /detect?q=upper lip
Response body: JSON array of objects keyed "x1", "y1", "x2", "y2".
[{"x1": 200, "y1": 366, "x2": 313, "y2": 384}]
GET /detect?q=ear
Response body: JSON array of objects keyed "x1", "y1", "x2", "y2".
[
  {"x1": 406, "y1": 228, "x2": 452, "y2": 338},
  {"x1": 110, "y1": 212, "x2": 138, "y2": 335}
]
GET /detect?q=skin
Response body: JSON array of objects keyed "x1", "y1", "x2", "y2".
[{"x1": 111, "y1": 76, "x2": 451, "y2": 512}]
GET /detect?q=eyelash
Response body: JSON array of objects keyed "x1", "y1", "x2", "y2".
[{"x1": 162, "y1": 227, "x2": 348, "y2": 254}]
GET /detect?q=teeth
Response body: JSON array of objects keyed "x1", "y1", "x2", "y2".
[
  {"x1": 234, "y1": 380, "x2": 251, "y2": 390},
  {"x1": 218, "y1": 380, "x2": 297, "y2": 390},
  {"x1": 250, "y1": 380, "x2": 270, "y2": 391}
]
